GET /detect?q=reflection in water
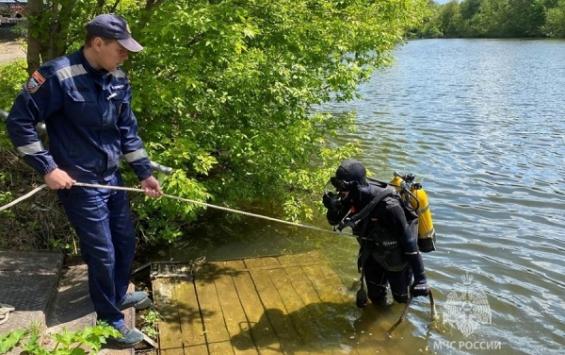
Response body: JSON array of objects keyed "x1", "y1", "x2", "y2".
[{"x1": 162, "y1": 39, "x2": 565, "y2": 354}]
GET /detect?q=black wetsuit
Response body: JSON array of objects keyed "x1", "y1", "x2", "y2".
[{"x1": 351, "y1": 183, "x2": 423, "y2": 304}]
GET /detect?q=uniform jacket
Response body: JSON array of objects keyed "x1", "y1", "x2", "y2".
[{"x1": 6, "y1": 48, "x2": 152, "y2": 183}]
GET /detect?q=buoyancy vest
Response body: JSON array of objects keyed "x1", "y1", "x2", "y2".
[{"x1": 352, "y1": 182, "x2": 417, "y2": 272}]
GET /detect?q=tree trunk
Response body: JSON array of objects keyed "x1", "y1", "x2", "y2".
[
  {"x1": 26, "y1": 0, "x2": 42, "y2": 75},
  {"x1": 48, "y1": 0, "x2": 77, "y2": 60}
]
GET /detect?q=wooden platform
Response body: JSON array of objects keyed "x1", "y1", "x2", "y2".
[{"x1": 152, "y1": 251, "x2": 397, "y2": 354}]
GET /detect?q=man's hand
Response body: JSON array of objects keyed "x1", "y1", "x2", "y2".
[
  {"x1": 141, "y1": 175, "x2": 162, "y2": 198},
  {"x1": 44, "y1": 168, "x2": 75, "y2": 189}
]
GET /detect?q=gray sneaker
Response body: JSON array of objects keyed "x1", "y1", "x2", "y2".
[
  {"x1": 118, "y1": 291, "x2": 153, "y2": 310},
  {"x1": 107, "y1": 326, "x2": 144, "y2": 349}
]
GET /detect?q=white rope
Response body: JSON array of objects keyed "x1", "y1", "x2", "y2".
[
  {"x1": 0, "y1": 184, "x2": 47, "y2": 212},
  {"x1": 75, "y1": 182, "x2": 344, "y2": 236},
  {"x1": 0, "y1": 304, "x2": 15, "y2": 325},
  {"x1": 0, "y1": 182, "x2": 352, "y2": 237}
]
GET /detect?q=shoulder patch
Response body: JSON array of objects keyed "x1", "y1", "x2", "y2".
[{"x1": 26, "y1": 70, "x2": 46, "y2": 93}]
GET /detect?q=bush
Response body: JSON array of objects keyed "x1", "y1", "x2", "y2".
[
  {"x1": 543, "y1": 0, "x2": 565, "y2": 37},
  {"x1": 0, "y1": 61, "x2": 77, "y2": 252},
  {"x1": 125, "y1": 0, "x2": 425, "y2": 243},
  {"x1": 1, "y1": 1, "x2": 426, "y2": 246}
]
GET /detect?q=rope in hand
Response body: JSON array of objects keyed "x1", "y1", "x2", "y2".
[
  {"x1": 1, "y1": 182, "x2": 437, "y2": 335},
  {"x1": 0, "y1": 182, "x2": 354, "y2": 238}
]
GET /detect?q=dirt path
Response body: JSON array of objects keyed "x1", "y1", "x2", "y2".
[{"x1": 0, "y1": 40, "x2": 26, "y2": 64}]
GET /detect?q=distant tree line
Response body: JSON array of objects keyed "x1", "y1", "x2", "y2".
[{"x1": 413, "y1": 0, "x2": 565, "y2": 38}]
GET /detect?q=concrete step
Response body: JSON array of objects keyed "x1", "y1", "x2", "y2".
[
  {"x1": 47, "y1": 264, "x2": 135, "y2": 355},
  {"x1": 0, "y1": 250, "x2": 63, "y2": 334},
  {"x1": 46, "y1": 264, "x2": 95, "y2": 331},
  {"x1": 0, "y1": 251, "x2": 136, "y2": 354}
]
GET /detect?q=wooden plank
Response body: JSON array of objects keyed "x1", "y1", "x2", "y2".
[
  {"x1": 194, "y1": 266, "x2": 234, "y2": 355},
  {"x1": 226, "y1": 260, "x2": 282, "y2": 355},
  {"x1": 301, "y1": 263, "x2": 369, "y2": 355},
  {"x1": 279, "y1": 255, "x2": 356, "y2": 355},
  {"x1": 242, "y1": 256, "x2": 281, "y2": 269},
  {"x1": 210, "y1": 261, "x2": 258, "y2": 355},
  {"x1": 159, "y1": 348, "x2": 185, "y2": 355},
  {"x1": 244, "y1": 257, "x2": 306, "y2": 355},
  {"x1": 276, "y1": 251, "x2": 324, "y2": 267},
  {"x1": 267, "y1": 265, "x2": 330, "y2": 354},
  {"x1": 153, "y1": 252, "x2": 381, "y2": 355},
  {"x1": 175, "y1": 280, "x2": 208, "y2": 355},
  {"x1": 153, "y1": 278, "x2": 185, "y2": 354},
  {"x1": 302, "y1": 264, "x2": 349, "y2": 303}
]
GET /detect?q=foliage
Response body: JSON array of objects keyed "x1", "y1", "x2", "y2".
[
  {"x1": 0, "y1": 323, "x2": 119, "y2": 355},
  {"x1": 543, "y1": 0, "x2": 565, "y2": 37},
  {"x1": 0, "y1": 60, "x2": 27, "y2": 147},
  {"x1": 124, "y1": 0, "x2": 424, "y2": 242},
  {"x1": 140, "y1": 309, "x2": 161, "y2": 339},
  {"x1": 0, "y1": 60, "x2": 27, "y2": 111},
  {"x1": 437, "y1": 1, "x2": 463, "y2": 37},
  {"x1": 0, "y1": 62, "x2": 75, "y2": 251},
  {"x1": 410, "y1": 0, "x2": 443, "y2": 38},
  {"x1": 25, "y1": 0, "x2": 147, "y2": 70},
  {"x1": 0, "y1": 144, "x2": 76, "y2": 252},
  {"x1": 0, "y1": 330, "x2": 26, "y2": 354},
  {"x1": 2, "y1": 0, "x2": 426, "y2": 246},
  {"x1": 414, "y1": 0, "x2": 559, "y2": 38}
]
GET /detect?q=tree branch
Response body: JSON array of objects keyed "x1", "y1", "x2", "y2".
[{"x1": 109, "y1": 0, "x2": 121, "y2": 13}]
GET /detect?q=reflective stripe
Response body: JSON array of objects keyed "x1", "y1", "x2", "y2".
[
  {"x1": 55, "y1": 64, "x2": 87, "y2": 81},
  {"x1": 124, "y1": 149, "x2": 148, "y2": 162},
  {"x1": 17, "y1": 141, "x2": 44, "y2": 156}
]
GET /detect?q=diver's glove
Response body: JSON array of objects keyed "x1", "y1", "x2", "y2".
[
  {"x1": 323, "y1": 192, "x2": 344, "y2": 226},
  {"x1": 406, "y1": 252, "x2": 430, "y2": 297},
  {"x1": 323, "y1": 191, "x2": 339, "y2": 210},
  {"x1": 337, "y1": 217, "x2": 355, "y2": 232}
]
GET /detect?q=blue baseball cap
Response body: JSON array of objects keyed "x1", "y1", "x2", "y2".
[{"x1": 86, "y1": 14, "x2": 143, "y2": 52}]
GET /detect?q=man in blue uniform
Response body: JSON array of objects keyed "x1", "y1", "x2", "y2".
[
  {"x1": 323, "y1": 160, "x2": 430, "y2": 307},
  {"x1": 6, "y1": 14, "x2": 161, "y2": 347}
]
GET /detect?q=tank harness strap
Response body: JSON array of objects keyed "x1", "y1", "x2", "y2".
[
  {"x1": 417, "y1": 203, "x2": 430, "y2": 214},
  {"x1": 348, "y1": 186, "x2": 396, "y2": 226}
]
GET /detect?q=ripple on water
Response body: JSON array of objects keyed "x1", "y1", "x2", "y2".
[
  {"x1": 167, "y1": 39, "x2": 565, "y2": 354},
  {"x1": 340, "y1": 39, "x2": 565, "y2": 353}
]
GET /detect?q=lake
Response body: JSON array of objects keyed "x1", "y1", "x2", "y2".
[{"x1": 163, "y1": 39, "x2": 565, "y2": 354}]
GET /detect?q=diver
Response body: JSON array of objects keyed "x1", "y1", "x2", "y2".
[{"x1": 323, "y1": 159, "x2": 430, "y2": 307}]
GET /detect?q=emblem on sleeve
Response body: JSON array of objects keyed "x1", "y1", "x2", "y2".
[{"x1": 26, "y1": 71, "x2": 46, "y2": 93}]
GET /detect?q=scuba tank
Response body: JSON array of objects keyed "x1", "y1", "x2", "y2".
[{"x1": 389, "y1": 172, "x2": 436, "y2": 252}]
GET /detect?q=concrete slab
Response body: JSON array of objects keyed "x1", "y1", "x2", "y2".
[
  {"x1": 0, "y1": 250, "x2": 63, "y2": 334},
  {"x1": 0, "y1": 251, "x2": 143, "y2": 354},
  {"x1": 47, "y1": 264, "x2": 135, "y2": 355},
  {"x1": 46, "y1": 264, "x2": 95, "y2": 332}
]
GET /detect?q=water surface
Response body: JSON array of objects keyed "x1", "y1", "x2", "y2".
[{"x1": 162, "y1": 39, "x2": 565, "y2": 354}]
